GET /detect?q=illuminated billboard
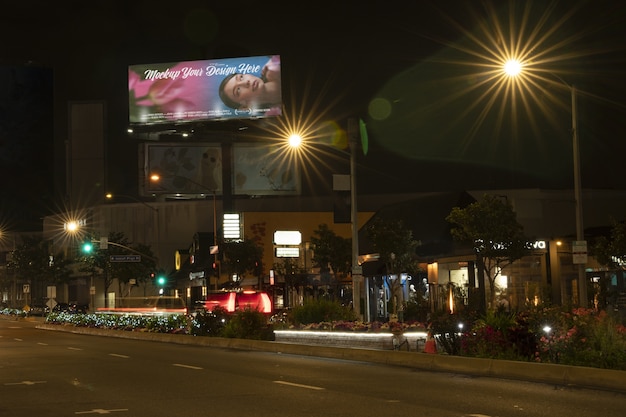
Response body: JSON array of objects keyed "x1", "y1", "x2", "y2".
[{"x1": 129, "y1": 55, "x2": 281, "y2": 125}]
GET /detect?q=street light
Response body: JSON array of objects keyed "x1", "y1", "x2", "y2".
[
  {"x1": 287, "y1": 119, "x2": 364, "y2": 319},
  {"x1": 105, "y1": 193, "x2": 161, "y2": 267},
  {"x1": 503, "y1": 60, "x2": 587, "y2": 307},
  {"x1": 149, "y1": 174, "x2": 220, "y2": 289}
]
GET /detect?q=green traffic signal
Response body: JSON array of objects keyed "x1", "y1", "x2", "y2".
[
  {"x1": 82, "y1": 242, "x2": 94, "y2": 253},
  {"x1": 156, "y1": 275, "x2": 166, "y2": 286}
]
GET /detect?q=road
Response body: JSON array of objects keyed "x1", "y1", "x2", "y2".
[{"x1": 2, "y1": 318, "x2": 626, "y2": 417}]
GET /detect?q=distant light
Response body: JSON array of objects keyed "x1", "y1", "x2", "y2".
[
  {"x1": 288, "y1": 134, "x2": 302, "y2": 148},
  {"x1": 504, "y1": 59, "x2": 522, "y2": 76}
]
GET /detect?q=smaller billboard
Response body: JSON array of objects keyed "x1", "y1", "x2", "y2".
[
  {"x1": 129, "y1": 55, "x2": 281, "y2": 125},
  {"x1": 145, "y1": 144, "x2": 223, "y2": 194}
]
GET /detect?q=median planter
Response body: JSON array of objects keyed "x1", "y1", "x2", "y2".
[{"x1": 274, "y1": 329, "x2": 428, "y2": 351}]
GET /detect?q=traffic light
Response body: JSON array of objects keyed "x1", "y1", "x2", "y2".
[
  {"x1": 156, "y1": 274, "x2": 167, "y2": 287},
  {"x1": 82, "y1": 241, "x2": 94, "y2": 254}
]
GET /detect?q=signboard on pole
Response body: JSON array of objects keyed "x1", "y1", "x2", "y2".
[
  {"x1": 110, "y1": 255, "x2": 141, "y2": 262},
  {"x1": 572, "y1": 240, "x2": 588, "y2": 264}
]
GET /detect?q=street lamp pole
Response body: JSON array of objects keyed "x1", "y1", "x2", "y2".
[
  {"x1": 504, "y1": 62, "x2": 587, "y2": 307},
  {"x1": 348, "y1": 118, "x2": 363, "y2": 319},
  {"x1": 570, "y1": 85, "x2": 588, "y2": 308},
  {"x1": 105, "y1": 193, "x2": 160, "y2": 268},
  {"x1": 149, "y1": 174, "x2": 220, "y2": 290}
]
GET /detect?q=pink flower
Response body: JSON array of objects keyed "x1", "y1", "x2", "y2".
[{"x1": 130, "y1": 63, "x2": 212, "y2": 119}]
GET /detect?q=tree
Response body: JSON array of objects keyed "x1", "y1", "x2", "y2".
[
  {"x1": 222, "y1": 239, "x2": 263, "y2": 287},
  {"x1": 593, "y1": 220, "x2": 626, "y2": 270},
  {"x1": 366, "y1": 217, "x2": 420, "y2": 317},
  {"x1": 446, "y1": 194, "x2": 531, "y2": 311},
  {"x1": 9, "y1": 236, "x2": 72, "y2": 301},
  {"x1": 78, "y1": 231, "x2": 157, "y2": 306},
  {"x1": 310, "y1": 224, "x2": 351, "y2": 285}
]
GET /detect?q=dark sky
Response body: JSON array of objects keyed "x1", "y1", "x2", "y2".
[{"x1": 1, "y1": 0, "x2": 625, "y2": 230}]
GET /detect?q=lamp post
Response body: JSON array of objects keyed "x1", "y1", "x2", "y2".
[
  {"x1": 348, "y1": 118, "x2": 363, "y2": 319},
  {"x1": 149, "y1": 174, "x2": 220, "y2": 289},
  {"x1": 105, "y1": 193, "x2": 161, "y2": 268},
  {"x1": 288, "y1": 119, "x2": 363, "y2": 319},
  {"x1": 504, "y1": 62, "x2": 587, "y2": 307},
  {"x1": 567, "y1": 84, "x2": 588, "y2": 308}
]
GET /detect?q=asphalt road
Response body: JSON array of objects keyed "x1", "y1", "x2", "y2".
[{"x1": 2, "y1": 318, "x2": 626, "y2": 417}]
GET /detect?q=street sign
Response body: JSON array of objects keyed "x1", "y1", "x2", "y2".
[
  {"x1": 110, "y1": 254, "x2": 141, "y2": 262},
  {"x1": 572, "y1": 240, "x2": 588, "y2": 264}
]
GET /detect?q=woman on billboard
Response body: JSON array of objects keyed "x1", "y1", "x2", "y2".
[{"x1": 218, "y1": 55, "x2": 282, "y2": 116}]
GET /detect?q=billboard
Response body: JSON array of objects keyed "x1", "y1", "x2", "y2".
[
  {"x1": 129, "y1": 55, "x2": 281, "y2": 125},
  {"x1": 145, "y1": 144, "x2": 223, "y2": 194},
  {"x1": 233, "y1": 144, "x2": 299, "y2": 195},
  {"x1": 143, "y1": 143, "x2": 300, "y2": 196}
]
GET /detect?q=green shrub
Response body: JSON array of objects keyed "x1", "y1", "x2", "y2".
[
  {"x1": 460, "y1": 309, "x2": 537, "y2": 361},
  {"x1": 289, "y1": 299, "x2": 356, "y2": 325},
  {"x1": 222, "y1": 308, "x2": 274, "y2": 340},
  {"x1": 191, "y1": 306, "x2": 229, "y2": 336},
  {"x1": 526, "y1": 307, "x2": 626, "y2": 369}
]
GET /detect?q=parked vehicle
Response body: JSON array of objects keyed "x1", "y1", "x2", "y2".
[
  {"x1": 27, "y1": 302, "x2": 50, "y2": 316},
  {"x1": 52, "y1": 302, "x2": 89, "y2": 314}
]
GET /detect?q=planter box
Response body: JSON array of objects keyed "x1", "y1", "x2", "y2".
[{"x1": 274, "y1": 330, "x2": 428, "y2": 351}]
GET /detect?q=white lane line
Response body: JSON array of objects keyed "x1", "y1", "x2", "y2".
[
  {"x1": 75, "y1": 408, "x2": 129, "y2": 414},
  {"x1": 37, "y1": 342, "x2": 49, "y2": 345},
  {"x1": 273, "y1": 380, "x2": 325, "y2": 391},
  {"x1": 109, "y1": 353, "x2": 130, "y2": 359},
  {"x1": 68, "y1": 347, "x2": 83, "y2": 351},
  {"x1": 173, "y1": 363, "x2": 203, "y2": 370},
  {"x1": 4, "y1": 380, "x2": 47, "y2": 386},
  {"x1": 14, "y1": 338, "x2": 23, "y2": 341}
]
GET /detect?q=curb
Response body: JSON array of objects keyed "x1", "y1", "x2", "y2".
[{"x1": 35, "y1": 323, "x2": 626, "y2": 394}]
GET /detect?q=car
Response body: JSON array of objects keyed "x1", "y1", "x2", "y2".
[
  {"x1": 52, "y1": 302, "x2": 89, "y2": 314},
  {"x1": 52, "y1": 303, "x2": 70, "y2": 313},
  {"x1": 27, "y1": 302, "x2": 50, "y2": 317},
  {"x1": 69, "y1": 303, "x2": 89, "y2": 314}
]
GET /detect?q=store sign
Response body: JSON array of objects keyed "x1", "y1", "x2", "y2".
[{"x1": 275, "y1": 247, "x2": 299, "y2": 258}]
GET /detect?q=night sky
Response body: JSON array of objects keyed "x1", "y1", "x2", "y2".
[{"x1": 1, "y1": 0, "x2": 625, "y2": 231}]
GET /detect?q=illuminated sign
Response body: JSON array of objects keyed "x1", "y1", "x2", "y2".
[
  {"x1": 273, "y1": 231, "x2": 302, "y2": 245},
  {"x1": 275, "y1": 247, "x2": 300, "y2": 258},
  {"x1": 223, "y1": 213, "x2": 242, "y2": 241},
  {"x1": 129, "y1": 55, "x2": 282, "y2": 125}
]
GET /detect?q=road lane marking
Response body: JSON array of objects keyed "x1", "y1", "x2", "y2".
[
  {"x1": 273, "y1": 380, "x2": 325, "y2": 391},
  {"x1": 75, "y1": 408, "x2": 129, "y2": 414},
  {"x1": 4, "y1": 380, "x2": 47, "y2": 386},
  {"x1": 37, "y1": 342, "x2": 49, "y2": 345},
  {"x1": 109, "y1": 353, "x2": 130, "y2": 359},
  {"x1": 172, "y1": 363, "x2": 203, "y2": 370},
  {"x1": 68, "y1": 347, "x2": 83, "y2": 350},
  {"x1": 14, "y1": 338, "x2": 23, "y2": 341}
]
